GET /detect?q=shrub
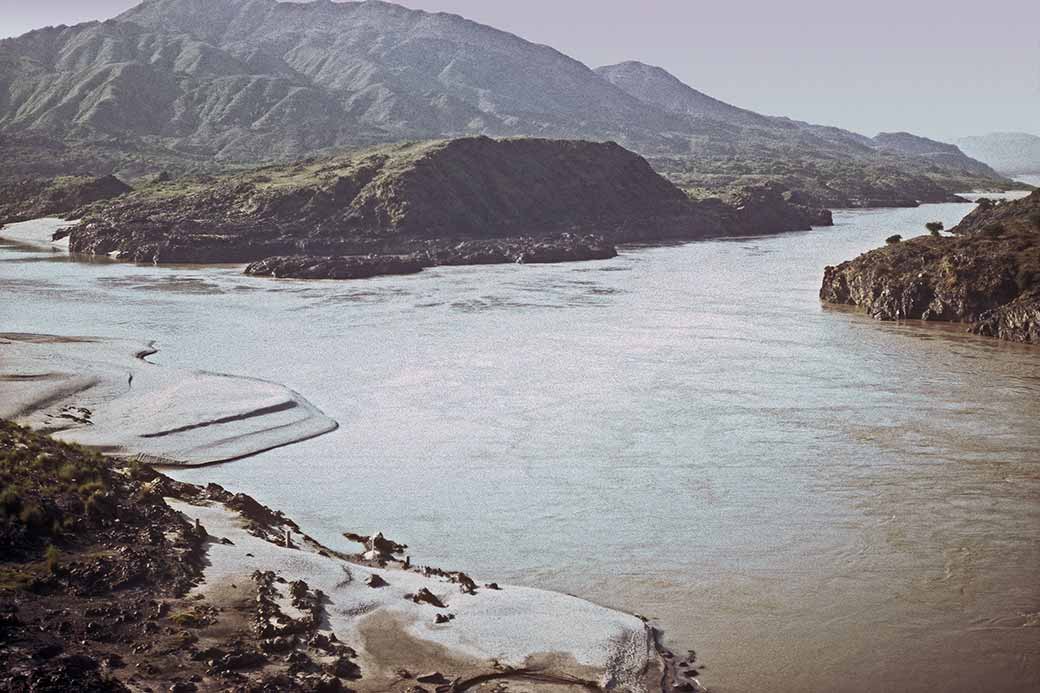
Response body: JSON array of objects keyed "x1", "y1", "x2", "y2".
[
  {"x1": 77, "y1": 480, "x2": 105, "y2": 498},
  {"x1": 0, "y1": 487, "x2": 22, "y2": 516},
  {"x1": 982, "y1": 222, "x2": 1005, "y2": 237},
  {"x1": 18, "y1": 503, "x2": 45, "y2": 529},
  {"x1": 85, "y1": 490, "x2": 114, "y2": 521},
  {"x1": 885, "y1": 234, "x2": 902, "y2": 244},
  {"x1": 45, "y1": 545, "x2": 60, "y2": 574},
  {"x1": 171, "y1": 611, "x2": 204, "y2": 628},
  {"x1": 57, "y1": 462, "x2": 81, "y2": 482},
  {"x1": 926, "y1": 221, "x2": 944, "y2": 236}
]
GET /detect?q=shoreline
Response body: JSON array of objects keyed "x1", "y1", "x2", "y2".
[
  {"x1": 0, "y1": 333, "x2": 339, "y2": 467},
  {"x1": 0, "y1": 332, "x2": 701, "y2": 692}
]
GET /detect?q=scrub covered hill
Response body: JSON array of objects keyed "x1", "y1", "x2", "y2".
[{"x1": 63, "y1": 137, "x2": 831, "y2": 277}]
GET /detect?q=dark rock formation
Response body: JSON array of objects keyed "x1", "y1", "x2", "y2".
[
  {"x1": 63, "y1": 137, "x2": 828, "y2": 279},
  {"x1": 0, "y1": 176, "x2": 131, "y2": 225},
  {"x1": 427, "y1": 234, "x2": 619, "y2": 266},
  {"x1": 246, "y1": 255, "x2": 425, "y2": 280},
  {"x1": 245, "y1": 235, "x2": 619, "y2": 279},
  {"x1": 821, "y1": 190, "x2": 1040, "y2": 342}
]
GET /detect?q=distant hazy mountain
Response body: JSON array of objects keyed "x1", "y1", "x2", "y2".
[
  {"x1": 872, "y1": 132, "x2": 998, "y2": 177},
  {"x1": 956, "y1": 133, "x2": 1040, "y2": 176},
  {"x1": 0, "y1": 0, "x2": 1016, "y2": 205}
]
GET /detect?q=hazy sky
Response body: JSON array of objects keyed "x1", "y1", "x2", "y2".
[{"x1": 1, "y1": 0, "x2": 1036, "y2": 141}]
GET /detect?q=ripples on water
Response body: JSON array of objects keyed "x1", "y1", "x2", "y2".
[{"x1": 1, "y1": 199, "x2": 1038, "y2": 692}]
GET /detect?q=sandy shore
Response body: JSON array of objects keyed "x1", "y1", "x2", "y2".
[
  {"x1": 167, "y1": 497, "x2": 673, "y2": 691},
  {"x1": 0, "y1": 217, "x2": 74, "y2": 250},
  {"x1": 0, "y1": 331, "x2": 698, "y2": 691},
  {"x1": 0, "y1": 333, "x2": 338, "y2": 465}
]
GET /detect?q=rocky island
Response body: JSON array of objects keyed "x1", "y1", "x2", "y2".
[
  {"x1": 820, "y1": 190, "x2": 1040, "y2": 343},
  {"x1": 53, "y1": 137, "x2": 829, "y2": 279}
]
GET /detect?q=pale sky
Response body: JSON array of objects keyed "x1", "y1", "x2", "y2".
[{"x1": 1, "y1": 0, "x2": 1036, "y2": 141}]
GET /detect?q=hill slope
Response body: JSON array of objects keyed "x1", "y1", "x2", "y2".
[
  {"x1": 596, "y1": 61, "x2": 1015, "y2": 206},
  {"x1": 0, "y1": 0, "x2": 1019, "y2": 207},
  {"x1": 63, "y1": 137, "x2": 830, "y2": 276},
  {"x1": 956, "y1": 133, "x2": 1040, "y2": 176}
]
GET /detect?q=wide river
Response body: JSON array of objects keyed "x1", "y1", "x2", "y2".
[{"x1": 2, "y1": 198, "x2": 1038, "y2": 692}]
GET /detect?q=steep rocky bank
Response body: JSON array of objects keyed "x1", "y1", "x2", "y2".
[
  {"x1": 62, "y1": 137, "x2": 828, "y2": 279},
  {"x1": 820, "y1": 190, "x2": 1040, "y2": 343}
]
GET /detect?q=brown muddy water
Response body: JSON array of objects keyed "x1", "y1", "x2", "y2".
[{"x1": 1, "y1": 198, "x2": 1038, "y2": 692}]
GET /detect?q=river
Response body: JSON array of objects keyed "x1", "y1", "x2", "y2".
[{"x1": 2, "y1": 198, "x2": 1038, "y2": 692}]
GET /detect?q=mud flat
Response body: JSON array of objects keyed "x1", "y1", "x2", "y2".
[
  {"x1": 0, "y1": 333, "x2": 338, "y2": 465},
  {"x1": 0, "y1": 217, "x2": 74, "y2": 251},
  {"x1": 165, "y1": 495, "x2": 681, "y2": 691}
]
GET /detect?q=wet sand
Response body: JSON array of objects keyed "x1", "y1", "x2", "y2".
[
  {"x1": 0, "y1": 332, "x2": 337, "y2": 465},
  {"x1": 168, "y1": 497, "x2": 670, "y2": 691}
]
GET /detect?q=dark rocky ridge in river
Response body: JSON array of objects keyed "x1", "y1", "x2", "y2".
[
  {"x1": 0, "y1": 0, "x2": 1019, "y2": 207},
  {"x1": 820, "y1": 190, "x2": 1040, "y2": 343},
  {"x1": 64, "y1": 137, "x2": 829, "y2": 278},
  {"x1": 244, "y1": 235, "x2": 619, "y2": 279}
]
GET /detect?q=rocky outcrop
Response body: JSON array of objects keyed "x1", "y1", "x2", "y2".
[
  {"x1": 820, "y1": 190, "x2": 1040, "y2": 343},
  {"x1": 426, "y1": 234, "x2": 619, "y2": 266},
  {"x1": 246, "y1": 235, "x2": 619, "y2": 279},
  {"x1": 0, "y1": 175, "x2": 131, "y2": 225},
  {"x1": 971, "y1": 294, "x2": 1040, "y2": 343},
  {"x1": 245, "y1": 254, "x2": 424, "y2": 280},
  {"x1": 65, "y1": 137, "x2": 827, "y2": 279}
]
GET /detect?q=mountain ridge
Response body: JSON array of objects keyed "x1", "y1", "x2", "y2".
[{"x1": 0, "y1": 0, "x2": 1020, "y2": 207}]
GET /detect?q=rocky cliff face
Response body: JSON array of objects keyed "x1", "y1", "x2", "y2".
[
  {"x1": 65, "y1": 137, "x2": 828, "y2": 278},
  {"x1": 820, "y1": 190, "x2": 1040, "y2": 343}
]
